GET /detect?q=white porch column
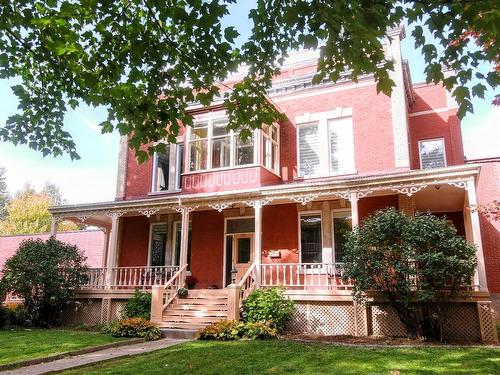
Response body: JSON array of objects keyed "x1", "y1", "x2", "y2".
[
  {"x1": 179, "y1": 208, "x2": 190, "y2": 269},
  {"x1": 105, "y1": 215, "x2": 120, "y2": 289},
  {"x1": 253, "y1": 201, "x2": 262, "y2": 287},
  {"x1": 465, "y1": 179, "x2": 488, "y2": 291},
  {"x1": 50, "y1": 216, "x2": 58, "y2": 237},
  {"x1": 350, "y1": 192, "x2": 359, "y2": 230},
  {"x1": 101, "y1": 228, "x2": 111, "y2": 269}
]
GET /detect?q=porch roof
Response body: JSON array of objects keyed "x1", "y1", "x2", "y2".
[{"x1": 49, "y1": 163, "x2": 480, "y2": 222}]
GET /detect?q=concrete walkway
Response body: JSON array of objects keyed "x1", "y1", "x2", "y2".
[{"x1": 2, "y1": 339, "x2": 187, "y2": 375}]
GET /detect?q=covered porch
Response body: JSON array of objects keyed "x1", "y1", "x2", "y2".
[{"x1": 50, "y1": 164, "x2": 488, "y2": 296}]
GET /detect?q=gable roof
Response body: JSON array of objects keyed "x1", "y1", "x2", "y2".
[{"x1": 0, "y1": 230, "x2": 105, "y2": 271}]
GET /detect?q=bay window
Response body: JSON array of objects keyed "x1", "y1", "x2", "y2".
[
  {"x1": 297, "y1": 111, "x2": 355, "y2": 178},
  {"x1": 187, "y1": 114, "x2": 257, "y2": 172}
]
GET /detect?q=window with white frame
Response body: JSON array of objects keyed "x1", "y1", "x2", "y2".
[
  {"x1": 188, "y1": 115, "x2": 256, "y2": 172},
  {"x1": 332, "y1": 211, "x2": 352, "y2": 263},
  {"x1": 262, "y1": 123, "x2": 279, "y2": 173},
  {"x1": 419, "y1": 138, "x2": 446, "y2": 169},
  {"x1": 152, "y1": 142, "x2": 184, "y2": 192},
  {"x1": 300, "y1": 213, "x2": 323, "y2": 263},
  {"x1": 297, "y1": 113, "x2": 355, "y2": 178},
  {"x1": 149, "y1": 223, "x2": 168, "y2": 267}
]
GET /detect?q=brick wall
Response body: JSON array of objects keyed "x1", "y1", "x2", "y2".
[{"x1": 118, "y1": 216, "x2": 150, "y2": 267}]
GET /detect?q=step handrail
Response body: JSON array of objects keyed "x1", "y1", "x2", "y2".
[
  {"x1": 237, "y1": 263, "x2": 257, "y2": 306},
  {"x1": 162, "y1": 264, "x2": 188, "y2": 309}
]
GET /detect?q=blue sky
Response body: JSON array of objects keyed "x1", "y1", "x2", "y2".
[{"x1": 0, "y1": 2, "x2": 497, "y2": 204}]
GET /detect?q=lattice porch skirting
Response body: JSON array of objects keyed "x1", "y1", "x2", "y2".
[
  {"x1": 286, "y1": 300, "x2": 498, "y2": 343},
  {"x1": 61, "y1": 298, "x2": 127, "y2": 325}
]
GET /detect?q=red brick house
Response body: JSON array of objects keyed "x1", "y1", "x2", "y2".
[{"x1": 49, "y1": 27, "x2": 498, "y2": 342}]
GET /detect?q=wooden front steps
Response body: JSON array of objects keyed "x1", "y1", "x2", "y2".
[{"x1": 157, "y1": 289, "x2": 228, "y2": 332}]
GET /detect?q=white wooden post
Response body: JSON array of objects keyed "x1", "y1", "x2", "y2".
[
  {"x1": 253, "y1": 201, "x2": 262, "y2": 287},
  {"x1": 150, "y1": 285, "x2": 164, "y2": 324},
  {"x1": 101, "y1": 228, "x2": 111, "y2": 268},
  {"x1": 105, "y1": 215, "x2": 120, "y2": 289},
  {"x1": 350, "y1": 192, "x2": 359, "y2": 230},
  {"x1": 466, "y1": 179, "x2": 488, "y2": 291},
  {"x1": 226, "y1": 284, "x2": 240, "y2": 320},
  {"x1": 179, "y1": 208, "x2": 190, "y2": 271},
  {"x1": 50, "y1": 216, "x2": 58, "y2": 237}
]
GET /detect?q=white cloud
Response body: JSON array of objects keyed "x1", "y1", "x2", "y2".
[
  {"x1": 3, "y1": 157, "x2": 116, "y2": 204},
  {"x1": 462, "y1": 106, "x2": 500, "y2": 160}
]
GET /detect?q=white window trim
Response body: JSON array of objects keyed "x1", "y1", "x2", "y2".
[
  {"x1": 147, "y1": 222, "x2": 168, "y2": 267},
  {"x1": 418, "y1": 137, "x2": 447, "y2": 169},
  {"x1": 262, "y1": 123, "x2": 280, "y2": 175},
  {"x1": 296, "y1": 107, "x2": 356, "y2": 179},
  {"x1": 151, "y1": 138, "x2": 185, "y2": 193},
  {"x1": 331, "y1": 209, "x2": 352, "y2": 264},
  {"x1": 187, "y1": 112, "x2": 260, "y2": 173},
  {"x1": 298, "y1": 210, "x2": 324, "y2": 265}
]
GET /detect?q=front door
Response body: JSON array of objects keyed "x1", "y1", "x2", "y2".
[{"x1": 232, "y1": 234, "x2": 253, "y2": 283}]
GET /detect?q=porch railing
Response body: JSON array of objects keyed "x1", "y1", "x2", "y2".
[
  {"x1": 111, "y1": 266, "x2": 179, "y2": 288},
  {"x1": 260, "y1": 263, "x2": 353, "y2": 290},
  {"x1": 150, "y1": 264, "x2": 188, "y2": 323},
  {"x1": 237, "y1": 263, "x2": 258, "y2": 307},
  {"x1": 81, "y1": 267, "x2": 107, "y2": 289}
]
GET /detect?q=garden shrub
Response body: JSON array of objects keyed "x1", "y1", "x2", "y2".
[
  {"x1": 0, "y1": 305, "x2": 24, "y2": 328},
  {"x1": 124, "y1": 290, "x2": 151, "y2": 320},
  {"x1": 0, "y1": 237, "x2": 87, "y2": 327},
  {"x1": 241, "y1": 287, "x2": 294, "y2": 332},
  {"x1": 197, "y1": 320, "x2": 277, "y2": 341},
  {"x1": 103, "y1": 317, "x2": 161, "y2": 341}
]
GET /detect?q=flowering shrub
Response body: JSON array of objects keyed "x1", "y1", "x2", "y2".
[
  {"x1": 103, "y1": 318, "x2": 161, "y2": 341},
  {"x1": 196, "y1": 320, "x2": 277, "y2": 341}
]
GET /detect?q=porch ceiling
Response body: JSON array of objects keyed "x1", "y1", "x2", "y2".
[{"x1": 413, "y1": 184, "x2": 465, "y2": 213}]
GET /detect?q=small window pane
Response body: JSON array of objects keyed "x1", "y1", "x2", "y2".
[
  {"x1": 227, "y1": 218, "x2": 254, "y2": 234},
  {"x1": 212, "y1": 136, "x2": 231, "y2": 168},
  {"x1": 328, "y1": 117, "x2": 354, "y2": 174},
  {"x1": 298, "y1": 124, "x2": 320, "y2": 177},
  {"x1": 235, "y1": 136, "x2": 254, "y2": 165},
  {"x1": 333, "y1": 214, "x2": 352, "y2": 262},
  {"x1": 212, "y1": 118, "x2": 229, "y2": 137},
  {"x1": 176, "y1": 143, "x2": 184, "y2": 189},
  {"x1": 156, "y1": 151, "x2": 170, "y2": 191},
  {"x1": 419, "y1": 139, "x2": 445, "y2": 169},
  {"x1": 150, "y1": 224, "x2": 167, "y2": 267},
  {"x1": 189, "y1": 140, "x2": 208, "y2": 171},
  {"x1": 191, "y1": 122, "x2": 208, "y2": 140},
  {"x1": 237, "y1": 237, "x2": 251, "y2": 263},
  {"x1": 300, "y1": 214, "x2": 322, "y2": 263}
]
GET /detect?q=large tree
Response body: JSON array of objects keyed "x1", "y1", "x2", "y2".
[
  {"x1": 0, "y1": 1, "x2": 498, "y2": 161},
  {"x1": 0, "y1": 184, "x2": 79, "y2": 235}
]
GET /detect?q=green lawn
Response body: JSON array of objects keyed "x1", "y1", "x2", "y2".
[
  {"x1": 62, "y1": 340, "x2": 500, "y2": 375},
  {"x1": 0, "y1": 328, "x2": 127, "y2": 365}
]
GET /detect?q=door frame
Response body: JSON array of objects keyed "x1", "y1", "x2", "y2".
[{"x1": 222, "y1": 216, "x2": 255, "y2": 287}]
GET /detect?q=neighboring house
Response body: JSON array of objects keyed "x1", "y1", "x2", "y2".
[
  {"x1": 0, "y1": 230, "x2": 105, "y2": 303},
  {"x1": 49, "y1": 26, "x2": 498, "y2": 342}
]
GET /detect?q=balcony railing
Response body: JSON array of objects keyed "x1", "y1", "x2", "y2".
[
  {"x1": 80, "y1": 266, "x2": 180, "y2": 290},
  {"x1": 261, "y1": 263, "x2": 353, "y2": 290}
]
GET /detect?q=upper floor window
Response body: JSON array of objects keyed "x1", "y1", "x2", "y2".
[
  {"x1": 188, "y1": 115, "x2": 256, "y2": 172},
  {"x1": 262, "y1": 124, "x2": 279, "y2": 174},
  {"x1": 297, "y1": 113, "x2": 355, "y2": 178},
  {"x1": 152, "y1": 142, "x2": 184, "y2": 192},
  {"x1": 419, "y1": 138, "x2": 446, "y2": 169}
]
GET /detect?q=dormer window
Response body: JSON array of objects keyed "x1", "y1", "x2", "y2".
[
  {"x1": 151, "y1": 142, "x2": 184, "y2": 193},
  {"x1": 419, "y1": 138, "x2": 446, "y2": 169}
]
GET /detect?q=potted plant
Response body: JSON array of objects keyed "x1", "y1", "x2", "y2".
[
  {"x1": 178, "y1": 287, "x2": 188, "y2": 298},
  {"x1": 185, "y1": 275, "x2": 198, "y2": 289}
]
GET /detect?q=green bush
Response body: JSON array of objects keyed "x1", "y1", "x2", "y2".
[
  {"x1": 197, "y1": 320, "x2": 278, "y2": 341},
  {"x1": 103, "y1": 318, "x2": 161, "y2": 341},
  {"x1": 0, "y1": 237, "x2": 88, "y2": 327},
  {"x1": 241, "y1": 287, "x2": 294, "y2": 333},
  {"x1": 124, "y1": 290, "x2": 151, "y2": 320}
]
